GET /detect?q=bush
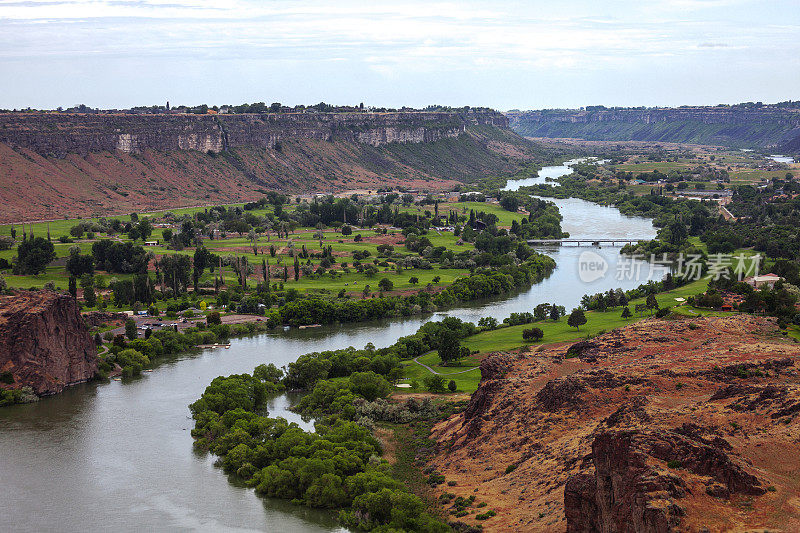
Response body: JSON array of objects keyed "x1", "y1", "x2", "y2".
[
  {"x1": 655, "y1": 307, "x2": 671, "y2": 318},
  {"x1": 447, "y1": 380, "x2": 457, "y2": 392},
  {"x1": 206, "y1": 311, "x2": 221, "y2": 326},
  {"x1": 423, "y1": 375, "x2": 447, "y2": 393},
  {"x1": 522, "y1": 327, "x2": 544, "y2": 341},
  {"x1": 349, "y1": 371, "x2": 392, "y2": 401}
]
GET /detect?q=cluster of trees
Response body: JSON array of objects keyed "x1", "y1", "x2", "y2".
[
  {"x1": 91, "y1": 240, "x2": 150, "y2": 274},
  {"x1": 13, "y1": 237, "x2": 56, "y2": 275},
  {"x1": 189, "y1": 366, "x2": 447, "y2": 531}
]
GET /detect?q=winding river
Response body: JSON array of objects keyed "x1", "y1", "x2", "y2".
[{"x1": 0, "y1": 161, "x2": 656, "y2": 532}]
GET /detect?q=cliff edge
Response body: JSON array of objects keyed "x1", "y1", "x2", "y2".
[
  {"x1": 430, "y1": 315, "x2": 800, "y2": 531},
  {"x1": 0, "y1": 111, "x2": 541, "y2": 222},
  {"x1": 0, "y1": 291, "x2": 98, "y2": 396},
  {"x1": 508, "y1": 107, "x2": 800, "y2": 151}
]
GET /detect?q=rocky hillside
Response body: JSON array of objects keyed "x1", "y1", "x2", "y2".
[
  {"x1": 0, "y1": 111, "x2": 541, "y2": 222},
  {"x1": 0, "y1": 291, "x2": 98, "y2": 395},
  {"x1": 508, "y1": 107, "x2": 800, "y2": 152},
  {"x1": 430, "y1": 315, "x2": 800, "y2": 532}
]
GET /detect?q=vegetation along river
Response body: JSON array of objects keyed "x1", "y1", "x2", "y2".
[{"x1": 0, "y1": 161, "x2": 656, "y2": 532}]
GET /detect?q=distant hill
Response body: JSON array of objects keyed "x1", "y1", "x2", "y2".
[
  {"x1": 507, "y1": 105, "x2": 800, "y2": 152},
  {"x1": 0, "y1": 111, "x2": 543, "y2": 222}
]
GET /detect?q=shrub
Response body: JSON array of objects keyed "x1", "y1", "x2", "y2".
[
  {"x1": 655, "y1": 307, "x2": 671, "y2": 318},
  {"x1": 447, "y1": 380, "x2": 457, "y2": 392},
  {"x1": 349, "y1": 371, "x2": 392, "y2": 401},
  {"x1": 423, "y1": 374, "x2": 447, "y2": 393},
  {"x1": 505, "y1": 464, "x2": 517, "y2": 474},
  {"x1": 206, "y1": 311, "x2": 222, "y2": 326},
  {"x1": 522, "y1": 327, "x2": 544, "y2": 341}
]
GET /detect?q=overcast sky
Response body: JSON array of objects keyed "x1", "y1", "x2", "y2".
[{"x1": 1, "y1": 0, "x2": 798, "y2": 110}]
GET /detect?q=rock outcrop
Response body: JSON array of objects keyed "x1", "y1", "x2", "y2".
[
  {"x1": 428, "y1": 315, "x2": 800, "y2": 531},
  {"x1": 0, "y1": 291, "x2": 98, "y2": 395},
  {"x1": 0, "y1": 110, "x2": 507, "y2": 158}
]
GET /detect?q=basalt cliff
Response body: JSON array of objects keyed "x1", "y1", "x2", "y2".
[
  {"x1": 508, "y1": 106, "x2": 800, "y2": 152},
  {"x1": 0, "y1": 290, "x2": 98, "y2": 396},
  {"x1": 430, "y1": 315, "x2": 800, "y2": 532},
  {"x1": 0, "y1": 110, "x2": 541, "y2": 222}
]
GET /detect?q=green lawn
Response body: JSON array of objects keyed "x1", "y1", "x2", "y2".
[
  {"x1": 398, "y1": 351, "x2": 483, "y2": 394},
  {"x1": 400, "y1": 277, "x2": 723, "y2": 393}
]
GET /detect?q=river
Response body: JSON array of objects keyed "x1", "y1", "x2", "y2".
[{"x1": 0, "y1": 161, "x2": 656, "y2": 532}]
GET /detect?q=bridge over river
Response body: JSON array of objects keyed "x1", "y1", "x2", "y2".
[{"x1": 527, "y1": 238, "x2": 639, "y2": 246}]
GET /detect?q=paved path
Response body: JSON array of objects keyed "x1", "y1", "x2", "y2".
[{"x1": 412, "y1": 355, "x2": 480, "y2": 376}]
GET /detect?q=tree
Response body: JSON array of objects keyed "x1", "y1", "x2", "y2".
[
  {"x1": 294, "y1": 256, "x2": 300, "y2": 281},
  {"x1": 378, "y1": 278, "x2": 394, "y2": 292},
  {"x1": 408, "y1": 276, "x2": 419, "y2": 285},
  {"x1": 448, "y1": 380, "x2": 457, "y2": 392},
  {"x1": 80, "y1": 274, "x2": 96, "y2": 307},
  {"x1": 349, "y1": 371, "x2": 392, "y2": 401},
  {"x1": 666, "y1": 220, "x2": 688, "y2": 245},
  {"x1": 14, "y1": 237, "x2": 56, "y2": 274},
  {"x1": 549, "y1": 303, "x2": 561, "y2": 321},
  {"x1": 567, "y1": 309, "x2": 587, "y2": 330},
  {"x1": 125, "y1": 318, "x2": 137, "y2": 340},
  {"x1": 341, "y1": 225, "x2": 353, "y2": 236},
  {"x1": 621, "y1": 306, "x2": 632, "y2": 319},
  {"x1": 253, "y1": 363, "x2": 283, "y2": 384},
  {"x1": 646, "y1": 293, "x2": 659, "y2": 314},
  {"x1": 68, "y1": 276, "x2": 78, "y2": 298},
  {"x1": 437, "y1": 329, "x2": 468, "y2": 365},
  {"x1": 478, "y1": 317, "x2": 498, "y2": 330},
  {"x1": 66, "y1": 251, "x2": 94, "y2": 277},
  {"x1": 500, "y1": 195, "x2": 520, "y2": 212},
  {"x1": 161, "y1": 254, "x2": 192, "y2": 296}
]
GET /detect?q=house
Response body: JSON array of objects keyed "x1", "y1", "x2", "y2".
[
  {"x1": 144, "y1": 240, "x2": 159, "y2": 246},
  {"x1": 744, "y1": 273, "x2": 782, "y2": 289}
]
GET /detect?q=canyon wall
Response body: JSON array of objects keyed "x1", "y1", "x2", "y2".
[
  {"x1": 508, "y1": 107, "x2": 800, "y2": 151},
  {"x1": 0, "y1": 291, "x2": 98, "y2": 396},
  {"x1": 0, "y1": 110, "x2": 508, "y2": 158},
  {"x1": 0, "y1": 110, "x2": 535, "y2": 222}
]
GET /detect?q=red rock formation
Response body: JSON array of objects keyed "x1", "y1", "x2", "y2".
[
  {"x1": 0, "y1": 291, "x2": 98, "y2": 395},
  {"x1": 428, "y1": 316, "x2": 800, "y2": 531}
]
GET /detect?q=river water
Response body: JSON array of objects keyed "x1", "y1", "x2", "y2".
[{"x1": 0, "y1": 161, "x2": 656, "y2": 533}]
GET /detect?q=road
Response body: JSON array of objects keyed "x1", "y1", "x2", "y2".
[{"x1": 412, "y1": 355, "x2": 480, "y2": 376}]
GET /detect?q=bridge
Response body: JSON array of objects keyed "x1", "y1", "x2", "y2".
[{"x1": 527, "y1": 238, "x2": 637, "y2": 247}]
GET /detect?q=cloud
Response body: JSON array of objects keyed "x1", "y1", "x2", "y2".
[{"x1": 0, "y1": 0, "x2": 798, "y2": 108}]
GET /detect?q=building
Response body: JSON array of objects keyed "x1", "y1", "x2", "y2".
[{"x1": 744, "y1": 273, "x2": 782, "y2": 289}]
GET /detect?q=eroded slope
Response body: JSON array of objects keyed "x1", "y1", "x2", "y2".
[{"x1": 430, "y1": 316, "x2": 800, "y2": 531}]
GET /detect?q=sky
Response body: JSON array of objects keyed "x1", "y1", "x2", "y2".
[{"x1": 0, "y1": 0, "x2": 798, "y2": 110}]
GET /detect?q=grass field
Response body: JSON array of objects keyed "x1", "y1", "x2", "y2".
[{"x1": 398, "y1": 276, "x2": 729, "y2": 393}]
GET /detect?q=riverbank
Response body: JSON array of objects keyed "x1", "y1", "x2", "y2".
[{"x1": 0, "y1": 160, "x2": 662, "y2": 532}]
